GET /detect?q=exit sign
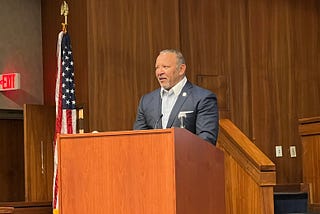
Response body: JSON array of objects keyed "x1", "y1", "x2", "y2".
[{"x1": 0, "y1": 73, "x2": 20, "y2": 91}]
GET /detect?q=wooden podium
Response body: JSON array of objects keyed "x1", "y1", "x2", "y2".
[{"x1": 57, "y1": 128, "x2": 225, "y2": 214}]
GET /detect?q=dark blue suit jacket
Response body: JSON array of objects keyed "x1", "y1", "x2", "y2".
[{"x1": 133, "y1": 81, "x2": 219, "y2": 145}]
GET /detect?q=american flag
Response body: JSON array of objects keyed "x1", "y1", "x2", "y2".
[{"x1": 53, "y1": 31, "x2": 77, "y2": 214}]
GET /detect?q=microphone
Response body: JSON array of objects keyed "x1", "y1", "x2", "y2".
[{"x1": 154, "y1": 114, "x2": 163, "y2": 129}]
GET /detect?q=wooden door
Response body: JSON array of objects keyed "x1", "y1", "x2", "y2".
[
  {"x1": 0, "y1": 110, "x2": 24, "y2": 202},
  {"x1": 23, "y1": 104, "x2": 55, "y2": 201}
]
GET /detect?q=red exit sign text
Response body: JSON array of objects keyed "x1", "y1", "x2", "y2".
[{"x1": 0, "y1": 73, "x2": 20, "y2": 91}]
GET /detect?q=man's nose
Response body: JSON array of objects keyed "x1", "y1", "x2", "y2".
[{"x1": 157, "y1": 69, "x2": 165, "y2": 75}]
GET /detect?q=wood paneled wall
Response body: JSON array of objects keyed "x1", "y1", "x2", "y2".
[
  {"x1": 248, "y1": 0, "x2": 320, "y2": 185},
  {"x1": 179, "y1": 0, "x2": 320, "y2": 185},
  {"x1": 86, "y1": 0, "x2": 180, "y2": 131},
  {"x1": 42, "y1": 0, "x2": 320, "y2": 185},
  {"x1": 180, "y1": 0, "x2": 252, "y2": 134}
]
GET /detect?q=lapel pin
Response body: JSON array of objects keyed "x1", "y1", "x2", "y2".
[{"x1": 182, "y1": 92, "x2": 187, "y2": 97}]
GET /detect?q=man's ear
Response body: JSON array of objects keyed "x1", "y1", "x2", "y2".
[{"x1": 179, "y1": 64, "x2": 186, "y2": 75}]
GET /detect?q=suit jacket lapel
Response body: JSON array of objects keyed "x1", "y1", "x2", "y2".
[
  {"x1": 154, "y1": 89, "x2": 163, "y2": 128},
  {"x1": 166, "y1": 81, "x2": 193, "y2": 128}
]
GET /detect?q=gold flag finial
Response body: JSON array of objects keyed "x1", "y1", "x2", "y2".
[{"x1": 60, "y1": 1, "x2": 69, "y2": 32}]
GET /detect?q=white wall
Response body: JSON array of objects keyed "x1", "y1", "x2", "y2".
[{"x1": 0, "y1": 0, "x2": 43, "y2": 109}]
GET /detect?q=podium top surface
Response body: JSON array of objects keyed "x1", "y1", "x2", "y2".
[{"x1": 59, "y1": 128, "x2": 176, "y2": 139}]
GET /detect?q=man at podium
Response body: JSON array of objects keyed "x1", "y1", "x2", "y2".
[{"x1": 133, "y1": 49, "x2": 219, "y2": 145}]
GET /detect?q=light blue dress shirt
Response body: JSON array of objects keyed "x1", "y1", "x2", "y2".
[{"x1": 160, "y1": 76, "x2": 187, "y2": 128}]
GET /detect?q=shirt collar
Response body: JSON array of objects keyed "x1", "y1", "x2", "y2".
[{"x1": 160, "y1": 76, "x2": 187, "y2": 98}]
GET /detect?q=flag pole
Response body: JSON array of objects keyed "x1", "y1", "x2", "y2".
[{"x1": 60, "y1": 1, "x2": 69, "y2": 33}]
